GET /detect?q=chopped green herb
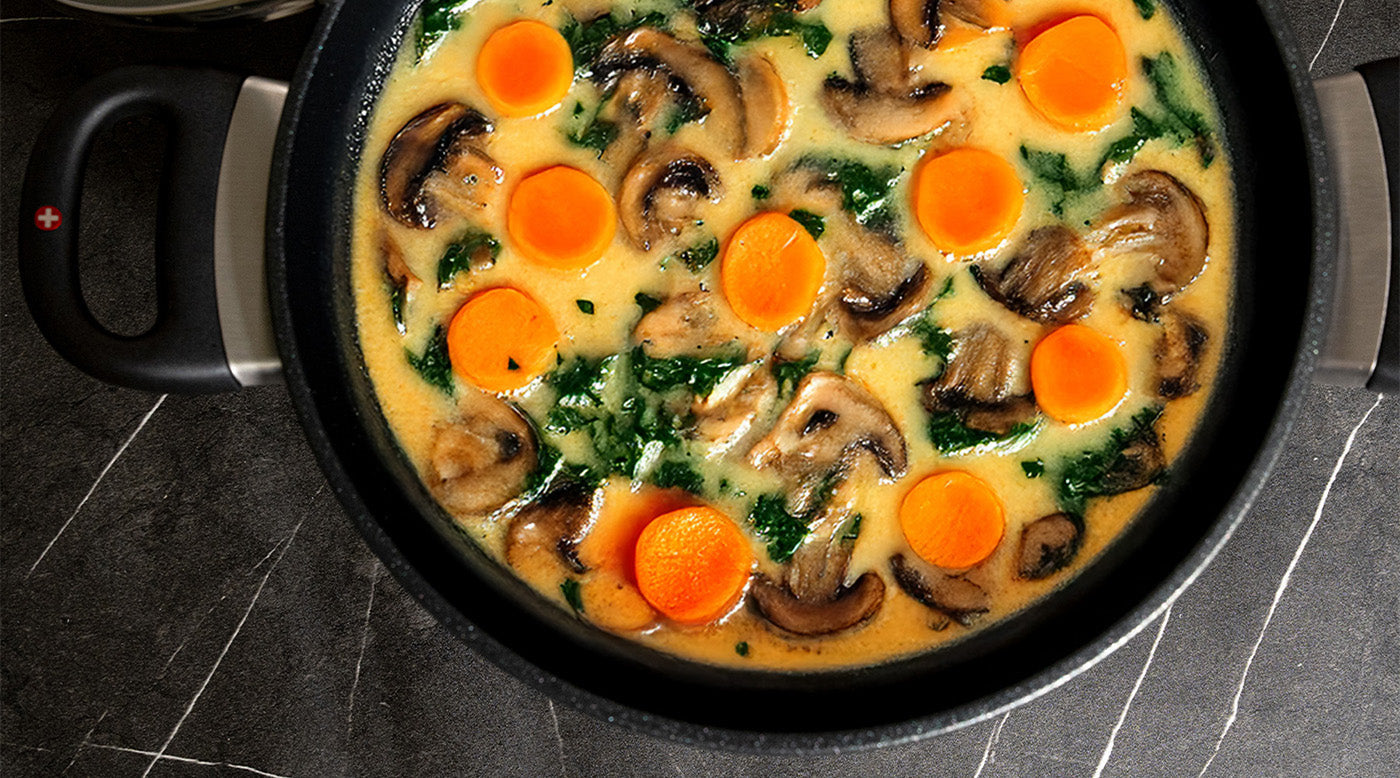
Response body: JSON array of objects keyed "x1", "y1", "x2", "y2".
[
  {"x1": 788, "y1": 208, "x2": 826, "y2": 239},
  {"x1": 1142, "y1": 53, "x2": 1216, "y2": 167},
  {"x1": 692, "y1": 1, "x2": 832, "y2": 62},
  {"x1": 751, "y1": 184, "x2": 771, "y2": 200},
  {"x1": 911, "y1": 316, "x2": 954, "y2": 368},
  {"x1": 507, "y1": 357, "x2": 520, "y2": 371},
  {"x1": 437, "y1": 230, "x2": 500, "y2": 289},
  {"x1": 634, "y1": 292, "x2": 663, "y2": 313},
  {"x1": 1133, "y1": 0, "x2": 1156, "y2": 21},
  {"x1": 1019, "y1": 145, "x2": 1095, "y2": 216},
  {"x1": 631, "y1": 346, "x2": 746, "y2": 398},
  {"x1": 748, "y1": 494, "x2": 810, "y2": 563},
  {"x1": 928, "y1": 411, "x2": 1039, "y2": 455},
  {"x1": 981, "y1": 64, "x2": 1012, "y2": 84},
  {"x1": 735, "y1": 641, "x2": 750, "y2": 656},
  {"x1": 772, "y1": 350, "x2": 819, "y2": 394},
  {"x1": 672, "y1": 236, "x2": 720, "y2": 273},
  {"x1": 794, "y1": 156, "x2": 903, "y2": 233},
  {"x1": 548, "y1": 355, "x2": 612, "y2": 407},
  {"x1": 560, "y1": 579, "x2": 585, "y2": 614},
  {"x1": 840, "y1": 513, "x2": 863, "y2": 542},
  {"x1": 651, "y1": 459, "x2": 705, "y2": 494},
  {"x1": 561, "y1": 10, "x2": 669, "y2": 71},
  {"x1": 415, "y1": 0, "x2": 471, "y2": 63},
  {"x1": 567, "y1": 116, "x2": 620, "y2": 156},
  {"x1": 576, "y1": 299, "x2": 595, "y2": 315},
  {"x1": 1022, "y1": 459, "x2": 1046, "y2": 478},
  {"x1": 406, "y1": 325, "x2": 454, "y2": 395},
  {"x1": 388, "y1": 280, "x2": 407, "y2": 335},
  {"x1": 1056, "y1": 406, "x2": 1164, "y2": 515}
]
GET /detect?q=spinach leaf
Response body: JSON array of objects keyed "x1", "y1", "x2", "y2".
[
  {"x1": 981, "y1": 64, "x2": 1012, "y2": 84},
  {"x1": 563, "y1": 100, "x2": 621, "y2": 157},
  {"x1": 548, "y1": 355, "x2": 612, "y2": 407},
  {"x1": 663, "y1": 90, "x2": 709, "y2": 134},
  {"x1": 735, "y1": 641, "x2": 750, "y2": 656},
  {"x1": 388, "y1": 279, "x2": 407, "y2": 335},
  {"x1": 840, "y1": 513, "x2": 863, "y2": 541},
  {"x1": 928, "y1": 411, "x2": 1039, "y2": 455},
  {"x1": 1056, "y1": 406, "x2": 1164, "y2": 515},
  {"x1": 672, "y1": 236, "x2": 720, "y2": 272},
  {"x1": 1133, "y1": 0, "x2": 1156, "y2": 19},
  {"x1": 1019, "y1": 145, "x2": 1095, "y2": 216},
  {"x1": 415, "y1": 0, "x2": 471, "y2": 63},
  {"x1": 748, "y1": 494, "x2": 810, "y2": 563},
  {"x1": 1142, "y1": 53, "x2": 1216, "y2": 166},
  {"x1": 437, "y1": 230, "x2": 500, "y2": 289},
  {"x1": 1022, "y1": 459, "x2": 1045, "y2": 478},
  {"x1": 751, "y1": 184, "x2": 771, "y2": 200},
  {"x1": 1099, "y1": 107, "x2": 1167, "y2": 168},
  {"x1": 788, "y1": 209, "x2": 825, "y2": 239},
  {"x1": 406, "y1": 325, "x2": 454, "y2": 395},
  {"x1": 794, "y1": 156, "x2": 903, "y2": 233},
  {"x1": 772, "y1": 350, "x2": 819, "y2": 394},
  {"x1": 650, "y1": 459, "x2": 706, "y2": 494},
  {"x1": 692, "y1": 1, "x2": 831, "y2": 62},
  {"x1": 576, "y1": 299, "x2": 595, "y2": 315},
  {"x1": 525, "y1": 441, "x2": 601, "y2": 498},
  {"x1": 635, "y1": 292, "x2": 663, "y2": 313},
  {"x1": 631, "y1": 346, "x2": 746, "y2": 397},
  {"x1": 561, "y1": 10, "x2": 669, "y2": 71},
  {"x1": 560, "y1": 579, "x2": 585, "y2": 614}
]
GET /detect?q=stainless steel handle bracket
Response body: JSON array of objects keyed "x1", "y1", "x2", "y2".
[
  {"x1": 1313, "y1": 71, "x2": 1394, "y2": 388},
  {"x1": 213, "y1": 76, "x2": 287, "y2": 386}
]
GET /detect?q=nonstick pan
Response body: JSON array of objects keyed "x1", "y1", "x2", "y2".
[{"x1": 16, "y1": 0, "x2": 1397, "y2": 751}]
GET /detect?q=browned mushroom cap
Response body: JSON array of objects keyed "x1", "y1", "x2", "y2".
[
  {"x1": 381, "y1": 231, "x2": 421, "y2": 334},
  {"x1": 828, "y1": 221, "x2": 933, "y2": 339},
  {"x1": 691, "y1": 364, "x2": 778, "y2": 453},
  {"x1": 1155, "y1": 309, "x2": 1209, "y2": 399},
  {"x1": 617, "y1": 144, "x2": 722, "y2": 251},
  {"x1": 920, "y1": 323, "x2": 1037, "y2": 435},
  {"x1": 890, "y1": 0, "x2": 1006, "y2": 48},
  {"x1": 1095, "y1": 170, "x2": 1210, "y2": 299},
  {"x1": 821, "y1": 27, "x2": 959, "y2": 145},
  {"x1": 737, "y1": 54, "x2": 791, "y2": 157},
  {"x1": 1097, "y1": 419, "x2": 1167, "y2": 495},
  {"x1": 595, "y1": 28, "x2": 748, "y2": 159},
  {"x1": 380, "y1": 103, "x2": 501, "y2": 229},
  {"x1": 632, "y1": 291, "x2": 756, "y2": 358},
  {"x1": 426, "y1": 394, "x2": 537, "y2": 516},
  {"x1": 750, "y1": 504, "x2": 886, "y2": 635},
  {"x1": 505, "y1": 483, "x2": 593, "y2": 578},
  {"x1": 1016, "y1": 512, "x2": 1083, "y2": 580},
  {"x1": 975, "y1": 225, "x2": 1096, "y2": 324},
  {"x1": 889, "y1": 553, "x2": 989, "y2": 626},
  {"x1": 748, "y1": 372, "x2": 908, "y2": 514}
]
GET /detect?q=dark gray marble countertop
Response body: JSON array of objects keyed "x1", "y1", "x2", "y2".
[{"x1": 3, "y1": 0, "x2": 1397, "y2": 775}]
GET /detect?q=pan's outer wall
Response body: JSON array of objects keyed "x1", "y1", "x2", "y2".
[{"x1": 265, "y1": 0, "x2": 1335, "y2": 751}]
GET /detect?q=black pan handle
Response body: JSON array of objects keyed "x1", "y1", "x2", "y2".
[
  {"x1": 17, "y1": 66, "x2": 284, "y2": 393},
  {"x1": 1314, "y1": 58, "x2": 1399, "y2": 393}
]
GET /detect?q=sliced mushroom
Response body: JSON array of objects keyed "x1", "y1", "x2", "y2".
[
  {"x1": 1097, "y1": 421, "x2": 1166, "y2": 495},
  {"x1": 890, "y1": 0, "x2": 1007, "y2": 49},
  {"x1": 1156, "y1": 309, "x2": 1209, "y2": 399},
  {"x1": 821, "y1": 26, "x2": 960, "y2": 145},
  {"x1": 751, "y1": 503, "x2": 885, "y2": 635},
  {"x1": 632, "y1": 291, "x2": 756, "y2": 358},
  {"x1": 618, "y1": 144, "x2": 722, "y2": 251},
  {"x1": 827, "y1": 217, "x2": 933, "y2": 339},
  {"x1": 427, "y1": 394, "x2": 536, "y2": 516},
  {"x1": 504, "y1": 483, "x2": 593, "y2": 576},
  {"x1": 691, "y1": 364, "x2": 778, "y2": 453},
  {"x1": 380, "y1": 103, "x2": 501, "y2": 229},
  {"x1": 382, "y1": 230, "x2": 421, "y2": 334},
  {"x1": 1016, "y1": 513, "x2": 1083, "y2": 580},
  {"x1": 748, "y1": 372, "x2": 908, "y2": 514},
  {"x1": 822, "y1": 78, "x2": 958, "y2": 145},
  {"x1": 595, "y1": 28, "x2": 748, "y2": 159},
  {"x1": 890, "y1": 553, "x2": 989, "y2": 626},
  {"x1": 737, "y1": 54, "x2": 791, "y2": 157},
  {"x1": 920, "y1": 323, "x2": 1036, "y2": 435},
  {"x1": 975, "y1": 225, "x2": 1096, "y2": 324},
  {"x1": 1095, "y1": 170, "x2": 1210, "y2": 299}
]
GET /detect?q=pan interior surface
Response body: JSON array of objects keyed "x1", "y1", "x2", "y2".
[{"x1": 267, "y1": 0, "x2": 1330, "y2": 749}]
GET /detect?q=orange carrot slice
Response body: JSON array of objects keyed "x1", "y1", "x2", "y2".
[
  {"x1": 912, "y1": 148, "x2": 1024, "y2": 254},
  {"x1": 1017, "y1": 15, "x2": 1128, "y2": 131},
  {"x1": 1031, "y1": 324, "x2": 1129, "y2": 424},
  {"x1": 447, "y1": 287, "x2": 558, "y2": 392},
  {"x1": 900, "y1": 471, "x2": 1005, "y2": 569},
  {"x1": 507, "y1": 166, "x2": 616, "y2": 270},
  {"x1": 720, "y1": 212, "x2": 826, "y2": 331},
  {"x1": 634, "y1": 506, "x2": 753, "y2": 624},
  {"x1": 476, "y1": 20, "x2": 574, "y2": 118},
  {"x1": 579, "y1": 484, "x2": 698, "y2": 583}
]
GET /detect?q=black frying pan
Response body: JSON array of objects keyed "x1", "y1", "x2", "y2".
[{"x1": 15, "y1": 0, "x2": 1398, "y2": 750}]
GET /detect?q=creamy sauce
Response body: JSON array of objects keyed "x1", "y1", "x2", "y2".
[{"x1": 351, "y1": 0, "x2": 1233, "y2": 669}]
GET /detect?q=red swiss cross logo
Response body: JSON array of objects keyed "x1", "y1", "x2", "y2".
[{"x1": 34, "y1": 206, "x2": 63, "y2": 231}]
